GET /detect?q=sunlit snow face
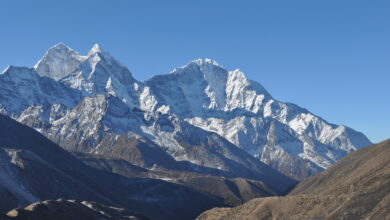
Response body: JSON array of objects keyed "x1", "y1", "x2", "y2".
[{"x1": 0, "y1": 43, "x2": 372, "y2": 181}]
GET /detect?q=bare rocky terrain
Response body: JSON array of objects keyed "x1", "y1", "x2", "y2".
[
  {"x1": 197, "y1": 139, "x2": 390, "y2": 220},
  {"x1": 1, "y1": 199, "x2": 148, "y2": 220}
]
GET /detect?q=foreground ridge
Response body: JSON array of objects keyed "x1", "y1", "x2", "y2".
[
  {"x1": 197, "y1": 139, "x2": 390, "y2": 219},
  {"x1": 3, "y1": 199, "x2": 148, "y2": 220}
]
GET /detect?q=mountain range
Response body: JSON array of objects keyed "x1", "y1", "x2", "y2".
[
  {"x1": 0, "y1": 43, "x2": 371, "y2": 180},
  {"x1": 0, "y1": 43, "x2": 376, "y2": 219}
]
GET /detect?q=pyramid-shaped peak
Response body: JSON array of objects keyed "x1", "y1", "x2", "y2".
[
  {"x1": 46, "y1": 43, "x2": 78, "y2": 55},
  {"x1": 34, "y1": 43, "x2": 84, "y2": 81},
  {"x1": 230, "y1": 68, "x2": 246, "y2": 78},
  {"x1": 86, "y1": 44, "x2": 117, "y2": 63},
  {"x1": 41, "y1": 43, "x2": 81, "y2": 60},
  {"x1": 52, "y1": 42, "x2": 71, "y2": 50},
  {"x1": 88, "y1": 43, "x2": 103, "y2": 56}
]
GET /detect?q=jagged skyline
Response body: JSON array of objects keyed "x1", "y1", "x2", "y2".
[
  {"x1": 0, "y1": 0, "x2": 388, "y2": 142},
  {"x1": 0, "y1": 43, "x2": 372, "y2": 180}
]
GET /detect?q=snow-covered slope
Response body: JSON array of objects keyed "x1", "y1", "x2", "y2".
[
  {"x1": 0, "y1": 65, "x2": 81, "y2": 115},
  {"x1": 0, "y1": 44, "x2": 372, "y2": 180},
  {"x1": 35, "y1": 43, "x2": 142, "y2": 108},
  {"x1": 144, "y1": 59, "x2": 372, "y2": 179}
]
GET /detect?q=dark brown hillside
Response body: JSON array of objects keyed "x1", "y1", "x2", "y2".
[{"x1": 197, "y1": 139, "x2": 390, "y2": 220}]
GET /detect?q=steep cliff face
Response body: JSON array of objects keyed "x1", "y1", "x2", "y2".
[{"x1": 0, "y1": 43, "x2": 371, "y2": 181}]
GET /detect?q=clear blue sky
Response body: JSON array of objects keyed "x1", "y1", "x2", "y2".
[{"x1": 1, "y1": 0, "x2": 389, "y2": 143}]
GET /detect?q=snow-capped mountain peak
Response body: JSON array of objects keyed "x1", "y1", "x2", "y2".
[
  {"x1": 191, "y1": 58, "x2": 223, "y2": 68},
  {"x1": 33, "y1": 43, "x2": 139, "y2": 107},
  {"x1": 145, "y1": 58, "x2": 232, "y2": 115},
  {"x1": 34, "y1": 43, "x2": 86, "y2": 81},
  {"x1": 49, "y1": 42, "x2": 74, "y2": 52},
  {"x1": 146, "y1": 61, "x2": 272, "y2": 116},
  {"x1": 86, "y1": 43, "x2": 119, "y2": 65},
  {"x1": 88, "y1": 43, "x2": 102, "y2": 56},
  {"x1": 169, "y1": 58, "x2": 225, "y2": 76}
]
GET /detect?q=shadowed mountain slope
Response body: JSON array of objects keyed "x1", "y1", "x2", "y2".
[{"x1": 0, "y1": 114, "x2": 294, "y2": 219}]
